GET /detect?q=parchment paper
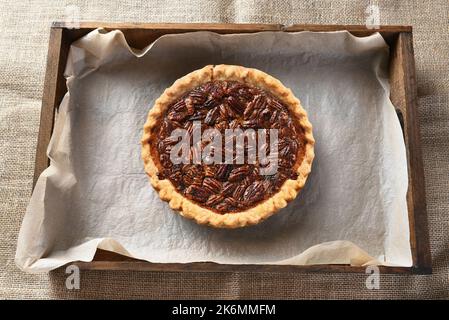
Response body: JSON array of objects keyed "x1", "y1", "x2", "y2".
[{"x1": 16, "y1": 29, "x2": 412, "y2": 272}]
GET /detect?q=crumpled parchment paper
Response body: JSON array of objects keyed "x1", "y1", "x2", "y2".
[{"x1": 16, "y1": 29, "x2": 412, "y2": 272}]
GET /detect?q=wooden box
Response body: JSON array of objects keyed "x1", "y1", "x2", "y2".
[{"x1": 35, "y1": 22, "x2": 431, "y2": 274}]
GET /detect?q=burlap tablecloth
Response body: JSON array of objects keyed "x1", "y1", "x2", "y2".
[{"x1": 1, "y1": 0, "x2": 448, "y2": 299}]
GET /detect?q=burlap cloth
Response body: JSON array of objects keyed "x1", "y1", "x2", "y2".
[{"x1": 1, "y1": 0, "x2": 448, "y2": 299}]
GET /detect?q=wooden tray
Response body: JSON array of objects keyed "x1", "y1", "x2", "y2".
[{"x1": 34, "y1": 22, "x2": 431, "y2": 274}]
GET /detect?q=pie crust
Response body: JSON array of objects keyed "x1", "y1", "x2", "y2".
[{"x1": 141, "y1": 65, "x2": 314, "y2": 228}]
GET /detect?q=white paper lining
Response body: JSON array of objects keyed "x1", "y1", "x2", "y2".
[{"x1": 16, "y1": 29, "x2": 412, "y2": 272}]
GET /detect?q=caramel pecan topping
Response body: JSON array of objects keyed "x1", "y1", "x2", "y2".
[{"x1": 152, "y1": 80, "x2": 305, "y2": 214}]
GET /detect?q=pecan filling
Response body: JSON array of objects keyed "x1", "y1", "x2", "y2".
[{"x1": 152, "y1": 80, "x2": 306, "y2": 214}]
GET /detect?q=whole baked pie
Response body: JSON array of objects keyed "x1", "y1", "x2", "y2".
[{"x1": 142, "y1": 65, "x2": 314, "y2": 228}]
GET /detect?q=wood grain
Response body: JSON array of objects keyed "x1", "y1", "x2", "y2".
[
  {"x1": 33, "y1": 23, "x2": 430, "y2": 274},
  {"x1": 56, "y1": 22, "x2": 283, "y2": 50},
  {"x1": 75, "y1": 250, "x2": 415, "y2": 274},
  {"x1": 33, "y1": 28, "x2": 71, "y2": 188},
  {"x1": 389, "y1": 32, "x2": 431, "y2": 274},
  {"x1": 283, "y1": 24, "x2": 412, "y2": 34},
  {"x1": 52, "y1": 21, "x2": 283, "y2": 30}
]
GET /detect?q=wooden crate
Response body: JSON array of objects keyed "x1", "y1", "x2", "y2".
[{"x1": 34, "y1": 22, "x2": 431, "y2": 274}]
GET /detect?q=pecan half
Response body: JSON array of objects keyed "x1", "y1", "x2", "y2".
[
  {"x1": 228, "y1": 165, "x2": 250, "y2": 182},
  {"x1": 185, "y1": 185, "x2": 210, "y2": 203},
  {"x1": 203, "y1": 177, "x2": 222, "y2": 194},
  {"x1": 243, "y1": 180, "x2": 266, "y2": 203}
]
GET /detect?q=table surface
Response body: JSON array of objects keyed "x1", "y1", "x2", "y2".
[{"x1": 1, "y1": 0, "x2": 448, "y2": 299}]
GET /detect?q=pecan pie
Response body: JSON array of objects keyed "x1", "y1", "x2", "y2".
[{"x1": 142, "y1": 65, "x2": 314, "y2": 228}]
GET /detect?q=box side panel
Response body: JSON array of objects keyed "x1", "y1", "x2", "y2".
[
  {"x1": 391, "y1": 33, "x2": 431, "y2": 274},
  {"x1": 33, "y1": 28, "x2": 69, "y2": 187}
]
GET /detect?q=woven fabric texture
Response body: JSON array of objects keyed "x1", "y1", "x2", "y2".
[{"x1": 0, "y1": 0, "x2": 448, "y2": 299}]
